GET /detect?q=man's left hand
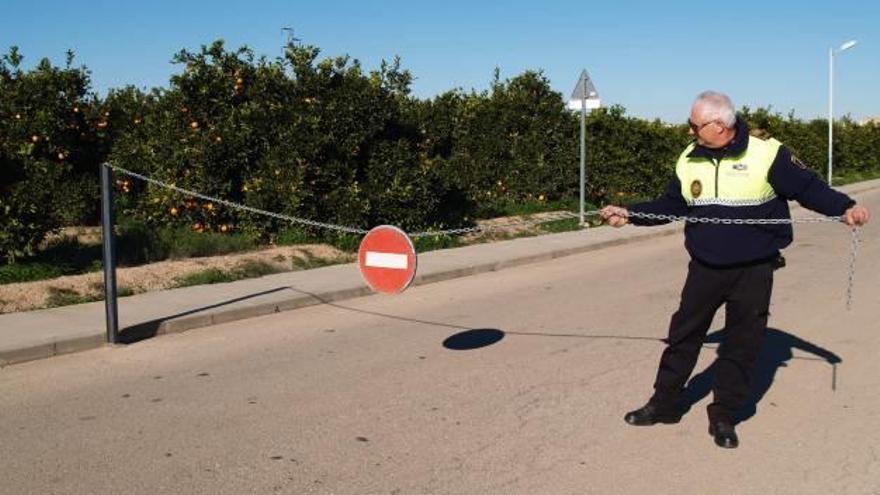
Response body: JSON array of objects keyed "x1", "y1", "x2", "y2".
[{"x1": 844, "y1": 205, "x2": 870, "y2": 226}]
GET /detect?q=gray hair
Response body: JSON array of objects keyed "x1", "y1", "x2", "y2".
[{"x1": 693, "y1": 91, "x2": 736, "y2": 128}]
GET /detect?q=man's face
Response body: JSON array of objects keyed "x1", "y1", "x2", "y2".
[{"x1": 688, "y1": 105, "x2": 727, "y2": 148}]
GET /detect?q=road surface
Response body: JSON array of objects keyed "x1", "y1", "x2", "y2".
[{"x1": 2, "y1": 190, "x2": 878, "y2": 494}]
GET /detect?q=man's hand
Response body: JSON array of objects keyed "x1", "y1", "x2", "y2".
[
  {"x1": 600, "y1": 205, "x2": 630, "y2": 228},
  {"x1": 844, "y1": 205, "x2": 870, "y2": 226}
]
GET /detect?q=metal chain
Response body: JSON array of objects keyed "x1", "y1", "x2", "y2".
[
  {"x1": 622, "y1": 211, "x2": 861, "y2": 310},
  {"x1": 112, "y1": 165, "x2": 848, "y2": 233},
  {"x1": 623, "y1": 211, "x2": 845, "y2": 225},
  {"x1": 846, "y1": 227, "x2": 862, "y2": 310},
  {"x1": 112, "y1": 164, "x2": 861, "y2": 308},
  {"x1": 110, "y1": 165, "x2": 370, "y2": 235}
]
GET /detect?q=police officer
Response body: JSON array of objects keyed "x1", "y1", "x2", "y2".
[{"x1": 600, "y1": 91, "x2": 871, "y2": 449}]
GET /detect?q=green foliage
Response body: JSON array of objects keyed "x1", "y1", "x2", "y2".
[
  {"x1": 116, "y1": 218, "x2": 257, "y2": 265},
  {"x1": 275, "y1": 226, "x2": 314, "y2": 246},
  {"x1": 0, "y1": 47, "x2": 107, "y2": 262},
  {"x1": 0, "y1": 262, "x2": 64, "y2": 284},
  {"x1": 492, "y1": 197, "x2": 580, "y2": 217},
  {"x1": 159, "y1": 228, "x2": 256, "y2": 259},
  {"x1": 0, "y1": 235, "x2": 103, "y2": 284}
]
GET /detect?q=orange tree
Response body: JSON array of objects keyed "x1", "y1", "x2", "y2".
[
  {"x1": 0, "y1": 48, "x2": 106, "y2": 262},
  {"x1": 420, "y1": 71, "x2": 580, "y2": 215},
  {"x1": 109, "y1": 41, "x2": 472, "y2": 241}
]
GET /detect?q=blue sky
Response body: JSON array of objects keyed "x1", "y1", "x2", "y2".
[{"x1": 2, "y1": 0, "x2": 877, "y2": 123}]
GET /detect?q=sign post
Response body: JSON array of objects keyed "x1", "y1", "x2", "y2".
[
  {"x1": 358, "y1": 226, "x2": 417, "y2": 295},
  {"x1": 568, "y1": 70, "x2": 600, "y2": 226}
]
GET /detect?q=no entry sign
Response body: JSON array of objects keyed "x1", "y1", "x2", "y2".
[{"x1": 358, "y1": 225, "x2": 417, "y2": 294}]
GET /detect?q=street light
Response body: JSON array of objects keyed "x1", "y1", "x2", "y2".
[
  {"x1": 828, "y1": 39, "x2": 857, "y2": 185},
  {"x1": 281, "y1": 27, "x2": 300, "y2": 57}
]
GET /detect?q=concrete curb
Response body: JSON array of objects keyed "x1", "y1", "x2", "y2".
[{"x1": 2, "y1": 178, "x2": 878, "y2": 367}]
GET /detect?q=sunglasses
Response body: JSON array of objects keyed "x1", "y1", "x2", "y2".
[{"x1": 688, "y1": 119, "x2": 717, "y2": 133}]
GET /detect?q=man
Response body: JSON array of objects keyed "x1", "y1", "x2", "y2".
[{"x1": 600, "y1": 91, "x2": 870, "y2": 449}]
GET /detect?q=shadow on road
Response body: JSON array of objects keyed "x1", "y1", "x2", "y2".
[
  {"x1": 441, "y1": 328, "x2": 662, "y2": 350},
  {"x1": 682, "y1": 327, "x2": 841, "y2": 424},
  {"x1": 443, "y1": 329, "x2": 506, "y2": 350},
  {"x1": 117, "y1": 287, "x2": 293, "y2": 344}
]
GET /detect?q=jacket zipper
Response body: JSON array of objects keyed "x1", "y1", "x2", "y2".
[{"x1": 712, "y1": 158, "x2": 720, "y2": 198}]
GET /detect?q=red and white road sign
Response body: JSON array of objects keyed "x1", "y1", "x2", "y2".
[{"x1": 358, "y1": 225, "x2": 417, "y2": 294}]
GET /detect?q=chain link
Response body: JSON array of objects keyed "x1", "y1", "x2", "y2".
[
  {"x1": 846, "y1": 227, "x2": 861, "y2": 310},
  {"x1": 623, "y1": 211, "x2": 845, "y2": 225},
  {"x1": 110, "y1": 165, "x2": 370, "y2": 235}
]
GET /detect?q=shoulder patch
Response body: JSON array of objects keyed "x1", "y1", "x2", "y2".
[{"x1": 791, "y1": 155, "x2": 808, "y2": 170}]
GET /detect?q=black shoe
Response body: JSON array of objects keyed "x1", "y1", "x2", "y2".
[
  {"x1": 708, "y1": 421, "x2": 739, "y2": 449},
  {"x1": 624, "y1": 403, "x2": 682, "y2": 426}
]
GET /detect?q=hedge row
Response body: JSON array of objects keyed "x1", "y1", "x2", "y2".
[{"x1": 2, "y1": 41, "x2": 878, "y2": 263}]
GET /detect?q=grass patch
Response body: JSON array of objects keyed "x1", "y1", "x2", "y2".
[
  {"x1": 0, "y1": 262, "x2": 66, "y2": 284},
  {"x1": 412, "y1": 234, "x2": 465, "y2": 253},
  {"x1": 174, "y1": 268, "x2": 236, "y2": 287},
  {"x1": 117, "y1": 221, "x2": 258, "y2": 264},
  {"x1": 173, "y1": 260, "x2": 286, "y2": 288},
  {"x1": 290, "y1": 251, "x2": 348, "y2": 271},
  {"x1": 162, "y1": 228, "x2": 256, "y2": 259},
  {"x1": 44, "y1": 286, "x2": 134, "y2": 308},
  {"x1": 835, "y1": 170, "x2": 880, "y2": 186},
  {"x1": 276, "y1": 227, "x2": 315, "y2": 246},
  {"x1": 538, "y1": 217, "x2": 582, "y2": 234},
  {"x1": 326, "y1": 232, "x2": 362, "y2": 253},
  {"x1": 1, "y1": 235, "x2": 104, "y2": 285}
]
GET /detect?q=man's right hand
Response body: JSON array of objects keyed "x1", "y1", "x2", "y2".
[{"x1": 600, "y1": 205, "x2": 630, "y2": 227}]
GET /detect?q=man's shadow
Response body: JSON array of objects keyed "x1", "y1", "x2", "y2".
[{"x1": 681, "y1": 327, "x2": 841, "y2": 424}]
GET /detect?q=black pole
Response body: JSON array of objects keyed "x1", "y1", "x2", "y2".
[{"x1": 100, "y1": 162, "x2": 119, "y2": 344}]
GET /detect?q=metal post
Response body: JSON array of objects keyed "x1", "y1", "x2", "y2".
[
  {"x1": 579, "y1": 73, "x2": 586, "y2": 226},
  {"x1": 100, "y1": 163, "x2": 119, "y2": 344},
  {"x1": 828, "y1": 47, "x2": 834, "y2": 185}
]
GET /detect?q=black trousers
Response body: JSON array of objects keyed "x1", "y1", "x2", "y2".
[{"x1": 650, "y1": 258, "x2": 774, "y2": 422}]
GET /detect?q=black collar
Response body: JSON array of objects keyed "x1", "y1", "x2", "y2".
[{"x1": 687, "y1": 117, "x2": 750, "y2": 159}]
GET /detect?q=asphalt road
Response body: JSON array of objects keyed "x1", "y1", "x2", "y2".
[{"x1": 2, "y1": 189, "x2": 878, "y2": 495}]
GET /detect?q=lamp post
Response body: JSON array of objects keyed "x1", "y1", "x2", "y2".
[
  {"x1": 828, "y1": 39, "x2": 857, "y2": 186},
  {"x1": 281, "y1": 27, "x2": 300, "y2": 57}
]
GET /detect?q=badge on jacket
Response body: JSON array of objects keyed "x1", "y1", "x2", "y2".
[
  {"x1": 690, "y1": 180, "x2": 703, "y2": 198},
  {"x1": 791, "y1": 155, "x2": 808, "y2": 170}
]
